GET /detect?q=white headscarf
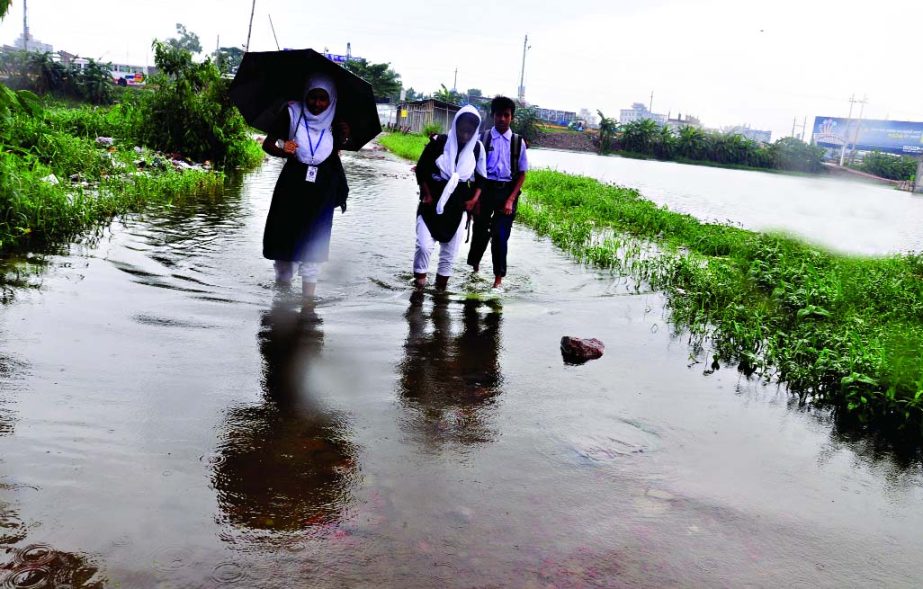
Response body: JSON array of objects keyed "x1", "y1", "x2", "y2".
[
  {"x1": 288, "y1": 73, "x2": 337, "y2": 165},
  {"x1": 434, "y1": 105, "x2": 487, "y2": 214}
]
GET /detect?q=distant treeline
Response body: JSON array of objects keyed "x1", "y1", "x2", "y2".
[
  {"x1": 853, "y1": 151, "x2": 918, "y2": 182},
  {"x1": 597, "y1": 116, "x2": 826, "y2": 174}
]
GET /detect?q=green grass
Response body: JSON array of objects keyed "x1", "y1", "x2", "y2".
[
  {"x1": 378, "y1": 132, "x2": 428, "y2": 161},
  {"x1": 1, "y1": 99, "x2": 246, "y2": 251},
  {"x1": 380, "y1": 135, "x2": 923, "y2": 434}
]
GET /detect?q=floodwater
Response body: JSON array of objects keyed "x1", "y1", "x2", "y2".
[
  {"x1": 530, "y1": 149, "x2": 923, "y2": 256},
  {"x1": 0, "y1": 147, "x2": 921, "y2": 588}
]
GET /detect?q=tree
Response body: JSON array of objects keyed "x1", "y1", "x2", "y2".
[
  {"x1": 0, "y1": 0, "x2": 10, "y2": 19},
  {"x1": 620, "y1": 119, "x2": 659, "y2": 154},
  {"x1": 433, "y1": 83, "x2": 464, "y2": 105},
  {"x1": 467, "y1": 88, "x2": 482, "y2": 98},
  {"x1": 596, "y1": 110, "x2": 617, "y2": 154},
  {"x1": 403, "y1": 87, "x2": 422, "y2": 101},
  {"x1": 214, "y1": 46, "x2": 244, "y2": 74},
  {"x1": 166, "y1": 23, "x2": 202, "y2": 55},
  {"x1": 343, "y1": 58, "x2": 401, "y2": 101}
]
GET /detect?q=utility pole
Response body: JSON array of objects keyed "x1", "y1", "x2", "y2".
[
  {"x1": 649, "y1": 90, "x2": 654, "y2": 114},
  {"x1": 453, "y1": 68, "x2": 458, "y2": 91},
  {"x1": 791, "y1": 116, "x2": 796, "y2": 138},
  {"x1": 839, "y1": 94, "x2": 856, "y2": 166},
  {"x1": 518, "y1": 34, "x2": 529, "y2": 103},
  {"x1": 839, "y1": 94, "x2": 867, "y2": 166},
  {"x1": 245, "y1": 0, "x2": 256, "y2": 52},
  {"x1": 268, "y1": 14, "x2": 280, "y2": 50},
  {"x1": 347, "y1": 42, "x2": 351, "y2": 61},
  {"x1": 848, "y1": 95, "x2": 868, "y2": 163},
  {"x1": 22, "y1": 0, "x2": 28, "y2": 52}
]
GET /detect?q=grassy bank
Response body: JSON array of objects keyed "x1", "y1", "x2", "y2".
[
  {"x1": 379, "y1": 132, "x2": 923, "y2": 433},
  {"x1": 379, "y1": 133, "x2": 428, "y2": 161},
  {"x1": 1, "y1": 83, "x2": 263, "y2": 252}
]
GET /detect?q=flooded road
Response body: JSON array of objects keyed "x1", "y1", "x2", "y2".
[
  {"x1": 0, "y1": 148, "x2": 921, "y2": 587},
  {"x1": 530, "y1": 149, "x2": 923, "y2": 255}
]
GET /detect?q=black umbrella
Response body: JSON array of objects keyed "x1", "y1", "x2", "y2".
[{"x1": 229, "y1": 49, "x2": 381, "y2": 150}]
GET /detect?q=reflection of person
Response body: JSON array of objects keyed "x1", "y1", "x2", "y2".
[
  {"x1": 466, "y1": 96, "x2": 529, "y2": 289},
  {"x1": 212, "y1": 301, "x2": 356, "y2": 532},
  {"x1": 262, "y1": 73, "x2": 351, "y2": 300},
  {"x1": 398, "y1": 293, "x2": 503, "y2": 448},
  {"x1": 413, "y1": 105, "x2": 486, "y2": 291}
]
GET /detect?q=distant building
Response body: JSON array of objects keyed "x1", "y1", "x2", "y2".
[
  {"x1": 10, "y1": 31, "x2": 53, "y2": 54},
  {"x1": 722, "y1": 125, "x2": 772, "y2": 143},
  {"x1": 533, "y1": 107, "x2": 577, "y2": 126},
  {"x1": 619, "y1": 102, "x2": 667, "y2": 126},
  {"x1": 395, "y1": 99, "x2": 461, "y2": 134},
  {"x1": 665, "y1": 114, "x2": 702, "y2": 132}
]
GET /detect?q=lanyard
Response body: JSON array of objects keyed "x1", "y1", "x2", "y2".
[{"x1": 298, "y1": 108, "x2": 326, "y2": 162}]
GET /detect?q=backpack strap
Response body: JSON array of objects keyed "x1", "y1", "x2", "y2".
[
  {"x1": 481, "y1": 130, "x2": 492, "y2": 153},
  {"x1": 510, "y1": 133, "x2": 522, "y2": 177}
]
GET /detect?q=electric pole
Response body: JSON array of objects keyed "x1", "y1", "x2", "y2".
[
  {"x1": 22, "y1": 0, "x2": 28, "y2": 52},
  {"x1": 245, "y1": 0, "x2": 256, "y2": 52},
  {"x1": 268, "y1": 14, "x2": 280, "y2": 50},
  {"x1": 839, "y1": 94, "x2": 856, "y2": 166},
  {"x1": 839, "y1": 94, "x2": 867, "y2": 166},
  {"x1": 453, "y1": 68, "x2": 458, "y2": 91},
  {"x1": 518, "y1": 34, "x2": 529, "y2": 103},
  {"x1": 649, "y1": 91, "x2": 654, "y2": 114}
]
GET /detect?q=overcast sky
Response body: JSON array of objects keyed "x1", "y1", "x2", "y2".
[{"x1": 2, "y1": 0, "x2": 920, "y2": 139}]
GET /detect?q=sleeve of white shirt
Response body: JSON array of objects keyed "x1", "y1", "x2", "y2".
[{"x1": 518, "y1": 140, "x2": 529, "y2": 173}]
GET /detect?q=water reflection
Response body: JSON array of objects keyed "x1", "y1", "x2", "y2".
[
  {"x1": 212, "y1": 298, "x2": 357, "y2": 532},
  {"x1": 398, "y1": 293, "x2": 504, "y2": 449}
]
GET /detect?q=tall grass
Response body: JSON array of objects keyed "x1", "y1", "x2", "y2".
[
  {"x1": 379, "y1": 135, "x2": 923, "y2": 433},
  {"x1": 521, "y1": 170, "x2": 923, "y2": 432},
  {"x1": 378, "y1": 133, "x2": 428, "y2": 161},
  {"x1": 1, "y1": 96, "x2": 235, "y2": 251}
]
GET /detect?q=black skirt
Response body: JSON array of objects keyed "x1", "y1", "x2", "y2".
[
  {"x1": 263, "y1": 156, "x2": 348, "y2": 263},
  {"x1": 418, "y1": 178, "x2": 476, "y2": 243}
]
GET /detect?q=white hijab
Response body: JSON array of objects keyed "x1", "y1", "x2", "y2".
[
  {"x1": 289, "y1": 73, "x2": 337, "y2": 165},
  {"x1": 434, "y1": 105, "x2": 487, "y2": 214}
]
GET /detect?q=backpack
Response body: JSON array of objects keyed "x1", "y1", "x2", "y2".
[{"x1": 481, "y1": 130, "x2": 523, "y2": 177}]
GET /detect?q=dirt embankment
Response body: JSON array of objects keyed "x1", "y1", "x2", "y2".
[{"x1": 530, "y1": 131, "x2": 597, "y2": 153}]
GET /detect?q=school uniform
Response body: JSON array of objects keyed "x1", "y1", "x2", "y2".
[
  {"x1": 263, "y1": 76, "x2": 348, "y2": 284},
  {"x1": 466, "y1": 127, "x2": 528, "y2": 278},
  {"x1": 413, "y1": 105, "x2": 487, "y2": 279}
]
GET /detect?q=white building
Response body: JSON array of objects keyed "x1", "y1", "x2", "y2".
[
  {"x1": 722, "y1": 125, "x2": 772, "y2": 144},
  {"x1": 619, "y1": 102, "x2": 667, "y2": 125},
  {"x1": 10, "y1": 32, "x2": 53, "y2": 53}
]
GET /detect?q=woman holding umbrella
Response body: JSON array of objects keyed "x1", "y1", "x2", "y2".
[{"x1": 261, "y1": 73, "x2": 350, "y2": 299}]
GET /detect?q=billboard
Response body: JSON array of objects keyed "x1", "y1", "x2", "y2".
[{"x1": 813, "y1": 116, "x2": 923, "y2": 155}]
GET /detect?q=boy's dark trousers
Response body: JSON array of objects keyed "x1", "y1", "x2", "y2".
[{"x1": 467, "y1": 181, "x2": 517, "y2": 277}]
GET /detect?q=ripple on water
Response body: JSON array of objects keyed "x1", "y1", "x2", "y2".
[
  {"x1": 150, "y1": 547, "x2": 188, "y2": 573},
  {"x1": 14, "y1": 544, "x2": 55, "y2": 567},
  {"x1": 4, "y1": 565, "x2": 52, "y2": 589},
  {"x1": 210, "y1": 561, "x2": 246, "y2": 585}
]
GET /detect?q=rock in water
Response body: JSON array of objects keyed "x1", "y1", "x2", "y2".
[{"x1": 560, "y1": 336, "x2": 605, "y2": 364}]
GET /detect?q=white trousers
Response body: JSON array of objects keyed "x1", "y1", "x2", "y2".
[
  {"x1": 413, "y1": 215, "x2": 464, "y2": 277},
  {"x1": 274, "y1": 260, "x2": 321, "y2": 284}
]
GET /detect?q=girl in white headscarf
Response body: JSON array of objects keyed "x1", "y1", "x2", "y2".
[
  {"x1": 413, "y1": 105, "x2": 487, "y2": 291},
  {"x1": 262, "y1": 73, "x2": 351, "y2": 300}
]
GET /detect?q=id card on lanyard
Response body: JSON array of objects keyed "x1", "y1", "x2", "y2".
[{"x1": 299, "y1": 109, "x2": 325, "y2": 183}]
